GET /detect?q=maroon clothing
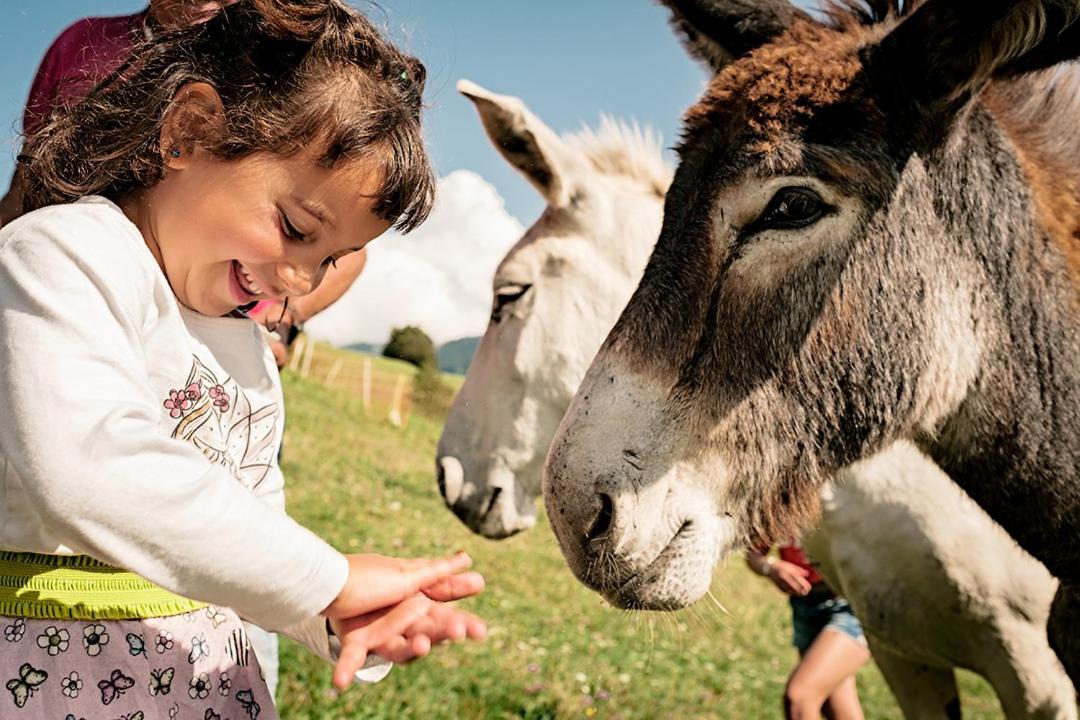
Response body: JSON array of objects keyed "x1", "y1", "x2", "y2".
[
  {"x1": 779, "y1": 544, "x2": 824, "y2": 585},
  {"x1": 23, "y1": 10, "x2": 148, "y2": 135}
]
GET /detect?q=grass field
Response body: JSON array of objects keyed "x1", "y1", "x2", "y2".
[{"x1": 274, "y1": 353, "x2": 1005, "y2": 719}]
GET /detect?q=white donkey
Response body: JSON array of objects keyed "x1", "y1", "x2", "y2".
[{"x1": 436, "y1": 80, "x2": 1075, "y2": 719}]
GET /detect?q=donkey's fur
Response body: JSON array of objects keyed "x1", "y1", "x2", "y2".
[
  {"x1": 436, "y1": 81, "x2": 668, "y2": 537},
  {"x1": 543, "y1": 0, "x2": 1080, "y2": 685},
  {"x1": 443, "y1": 83, "x2": 1075, "y2": 717}
]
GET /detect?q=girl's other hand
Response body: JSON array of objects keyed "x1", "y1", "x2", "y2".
[
  {"x1": 768, "y1": 560, "x2": 813, "y2": 597},
  {"x1": 323, "y1": 551, "x2": 482, "y2": 620},
  {"x1": 328, "y1": 597, "x2": 487, "y2": 688}
]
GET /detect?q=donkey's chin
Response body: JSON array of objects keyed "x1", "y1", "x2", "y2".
[
  {"x1": 600, "y1": 514, "x2": 735, "y2": 611},
  {"x1": 476, "y1": 510, "x2": 536, "y2": 540}
]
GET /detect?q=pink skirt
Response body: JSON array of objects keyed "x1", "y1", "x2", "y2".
[{"x1": 0, "y1": 606, "x2": 277, "y2": 719}]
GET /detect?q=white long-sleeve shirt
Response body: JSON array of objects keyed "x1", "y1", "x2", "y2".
[
  {"x1": 0, "y1": 196, "x2": 366, "y2": 668},
  {"x1": 183, "y1": 306, "x2": 389, "y2": 682}
]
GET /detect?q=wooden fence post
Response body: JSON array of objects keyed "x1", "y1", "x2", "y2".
[
  {"x1": 361, "y1": 358, "x2": 372, "y2": 414},
  {"x1": 388, "y1": 374, "x2": 406, "y2": 427},
  {"x1": 325, "y1": 358, "x2": 343, "y2": 387},
  {"x1": 300, "y1": 336, "x2": 316, "y2": 377},
  {"x1": 288, "y1": 335, "x2": 306, "y2": 373}
]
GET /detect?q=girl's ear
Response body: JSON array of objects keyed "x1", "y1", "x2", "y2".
[{"x1": 160, "y1": 82, "x2": 226, "y2": 168}]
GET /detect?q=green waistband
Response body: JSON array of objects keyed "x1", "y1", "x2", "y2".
[{"x1": 0, "y1": 552, "x2": 207, "y2": 620}]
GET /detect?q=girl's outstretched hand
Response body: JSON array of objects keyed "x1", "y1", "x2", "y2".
[
  {"x1": 328, "y1": 596, "x2": 487, "y2": 688},
  {"x1": 768, "y1": 560, "x2": 812, "y2": 597},
  {"x1": 323, "y1": 551, "x2": 483, "y2": 620}
]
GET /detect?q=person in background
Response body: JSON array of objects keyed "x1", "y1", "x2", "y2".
[
  {"x1": 0, "y1": 0, "x2": 368, "y2": 696},
  {"x1": 746, "y1": 544, "x2": 871, "y2": 720}
]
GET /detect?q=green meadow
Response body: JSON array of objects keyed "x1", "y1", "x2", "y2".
[{"x1": 275, "y1": 346, "x2": 1003, "y2": 719}]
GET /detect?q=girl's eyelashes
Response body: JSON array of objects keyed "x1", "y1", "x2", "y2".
[
  {"x1": 279, "y1": 210, "x2": 307, "y2": 242},
  {"x1": 279, "y1": 206, "x2": 346, "y2": 268}
]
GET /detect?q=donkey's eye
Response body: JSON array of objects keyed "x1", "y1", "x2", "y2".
[
  {"x1": 756, "y1": 187, "x2": 829, "y2": 231},
  {"x1": 492, "y1": 284, "x2": 531, "y2": 323}
]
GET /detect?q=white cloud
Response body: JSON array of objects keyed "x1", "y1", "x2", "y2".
[{"x1": 304, "y1": 170, "x2": 524, "y2": 347}]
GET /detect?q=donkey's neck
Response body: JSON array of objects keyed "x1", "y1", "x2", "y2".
[{"x1": 922, "y1": 106, "x2": 1080, "y2": 582}]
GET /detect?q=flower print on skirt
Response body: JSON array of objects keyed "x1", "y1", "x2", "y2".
[{"x1": 0, "y1": 606, "x2": 276, "y2": 719}]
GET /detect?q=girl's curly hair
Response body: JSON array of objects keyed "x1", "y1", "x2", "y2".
[{"x1": 21, "y1": 0, "x2": 435, "y2": 232}]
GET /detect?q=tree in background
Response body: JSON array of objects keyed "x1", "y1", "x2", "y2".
[
  {"x1": 383, "y1": 325, "x2": 436, "y2": 368},
  {"x1": 412, "y1": 359, "x2": 455, "y2": 420}
]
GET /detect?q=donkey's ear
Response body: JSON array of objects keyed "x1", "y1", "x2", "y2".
[
  {"x1": 458, "y1": 79, "x2": 580, "y2": 208},
  {"x1": 867, "y1": 1, "x2": 1080, "y2": 138},
  {"x1": 659, "y1": 0, "x2": 809, "y2": 72}
]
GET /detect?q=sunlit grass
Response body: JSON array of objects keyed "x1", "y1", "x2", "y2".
[{"x1": 276, "y1": 369, "x2": 1004, "y2": 719}]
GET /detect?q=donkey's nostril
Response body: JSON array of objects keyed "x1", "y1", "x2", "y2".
[
  {"x1": 438, "y1": 457, "x2": 464, "y2": 505},
  {"x1": 483, "y1": 486, "x2": 503, "y2": 521},
  {"x1": 586, "y1": 493, "x2": 614, "y2": 542}
]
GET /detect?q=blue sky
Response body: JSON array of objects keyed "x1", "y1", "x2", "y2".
[
  {"x1": 0, "y1": 0, "x2": 815, "y2": 224},
  {"x1": 0, "y1": 1, "x2": 820, "y2": 345},
  {"x1": 0, "y1": 1, "x2": 706, "y2": 224}
]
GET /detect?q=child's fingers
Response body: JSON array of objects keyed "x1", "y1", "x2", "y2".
[
  {"x1": 410, "y1": 633, "x2": 432, "y2": 659},
  {"x1": 372, "y1": 632, "x2": 430, "y2": 664},
  {"x1": 464, "y1": 613, "x2": 487, "y2": 640},
  {"x1": 402, "y1": 606, "x2": 466, "y2": 643},
  {"x1": 420, "y1": 571, "x2": 486, "y2": 602},
  {"x1": 332, "y1": 638, "x2": 369, "y2": 689},
  {"x1": 404, "y1": 552, "x2": 472, "y2": 590},
  {"x1": 364, "y1": 595, "x2": 433, "y2": 645},
  {"x1": 331, "y1": 596, "x2": 432, "y2": 688}
]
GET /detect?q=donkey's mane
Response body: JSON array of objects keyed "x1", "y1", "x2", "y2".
[
  {"x1": 816, "y1": 0, "x2": 910, "y2": 28},
  {"x1": 562, "y1": 117, "x2": 673, "y2": 197},
  {"x1": 988, "y1": 65, "x2": 1080, "y2": 278},
  {"x1": 818, "y1": 0, "x2": 1080, "y2": 277}
]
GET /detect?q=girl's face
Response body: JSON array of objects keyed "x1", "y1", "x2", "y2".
[{"x1": 134, "y1": 146, "x2": 392, "y2": 317}]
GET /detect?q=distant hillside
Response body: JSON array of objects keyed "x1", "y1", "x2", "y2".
[
  {"x1": 438, "y1": 336, "x2": 480, "y2": 375},
  {"x1": 345, "y1": 342, "x2": 383, "y2": 356}
]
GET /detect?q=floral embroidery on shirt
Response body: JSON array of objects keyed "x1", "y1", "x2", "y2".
[
  {"x1": 167, "y1": 357, "x2": 279, "y2": 491},
  {"x1": 163, "y1": 382, "x2": 202, "y2": 418},
  {"x1": 208, "y1": 384, "x2": 230, "y2": 413}
]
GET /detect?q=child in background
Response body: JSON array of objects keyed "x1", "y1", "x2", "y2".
[
  {"x1": 746, "y1": 545, "x2": 870, "y2": 720},
  {"x1": 0, "y1": 1, "x2": 485, "y2": 717}
]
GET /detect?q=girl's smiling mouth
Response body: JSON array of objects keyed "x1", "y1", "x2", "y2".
[{"x1": 230, "y1": 260, "x2": 262, "y2": 301}]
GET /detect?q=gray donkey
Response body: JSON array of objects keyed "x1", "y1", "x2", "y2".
[{"x1": 543, "y1": 0, "x2": 1080, "y2": 687}]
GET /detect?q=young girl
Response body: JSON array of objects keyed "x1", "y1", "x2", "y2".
[
  {"x1": 0, "y1": 1, "x2": 485, "y2": 717},
  {"x1": 746, "y1": 545, "x2": 869, "y2": 720}
]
